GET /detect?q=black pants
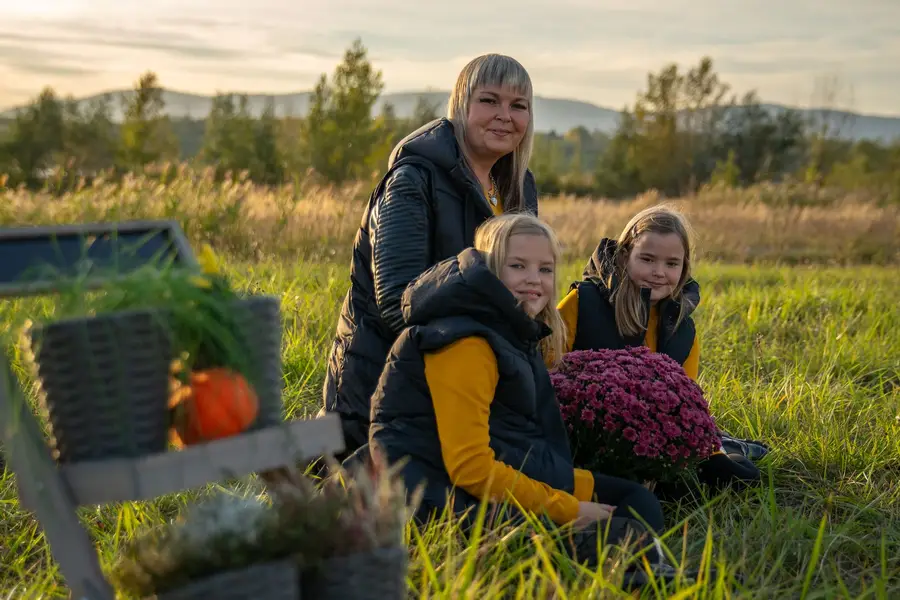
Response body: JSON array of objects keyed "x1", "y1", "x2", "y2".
[
  {"x1": 342, "y1": 446, "x2": 666, "y2": 534},
  {"x1": 552, "y1": 472, "x2": 667, "y2": 569},
  {"x1": 591, "y1": 472, "x2": 666, "y2": 533},
  {"x1": 653, "y1": 452, "x2": 763, "y2": 504}
]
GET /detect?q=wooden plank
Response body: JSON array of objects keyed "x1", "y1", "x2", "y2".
[
  {"x1": 19, "y1": 413, "x2": 345, "y2": 508},
  {"x1": 0, "y1": 357, "x2": 115, "y2": 600}
]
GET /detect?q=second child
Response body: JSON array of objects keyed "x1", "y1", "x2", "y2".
[{"x1": 558, "y1": 204, "x2": 766, "y2": 494}]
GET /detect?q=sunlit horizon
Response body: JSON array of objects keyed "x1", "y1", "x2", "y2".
[{"x1": 1, "y1": 0, "x2": 897, "y2": 116}]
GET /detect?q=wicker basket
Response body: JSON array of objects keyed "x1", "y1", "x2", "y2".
[
  {"x1": 227, "y1": 295, "x2": 283, "y2": 430},
  {"x1": 300, "y1": 545, "x2": 407, "y2": 600},
  {"x1": 30, "y1": 295, "x2": 284, "y2": 464},
  {"x1": 31, "y1": 307, "x2": 172, "y2": 464},
  {"x1": 157, "y1": 559, "x2": 299, "y2": 600}
]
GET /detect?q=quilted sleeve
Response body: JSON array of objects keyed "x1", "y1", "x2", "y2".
[{"x1": 371, "y1": 164, "x2": 433, "y2": 335}]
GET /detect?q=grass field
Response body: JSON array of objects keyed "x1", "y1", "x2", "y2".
[{"x1": 0, "y1": 173, "x2": 899, "y2": 597}]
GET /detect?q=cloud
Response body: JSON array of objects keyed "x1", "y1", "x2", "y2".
[
  {"x1": 1, "y1": 24, "x2": 246, "y2": 61},
  {"x1": 0, "y1": 45, "x2": 98, "y2": 78},
  {"x1": 1, "y1": 0, "x2": 898, "y2": 115},
  {"x1": 0, "y1": 32, "x2": 102, "y2": 87}
]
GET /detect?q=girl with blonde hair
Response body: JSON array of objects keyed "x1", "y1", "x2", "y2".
[{"x1": 559, "y1": 204, "x2": 767, "y2": 495}]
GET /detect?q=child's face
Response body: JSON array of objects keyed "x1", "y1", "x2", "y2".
[
  {"x1": 499, "y1": 233, "x2": 555, "y2": 317},
  {"x1": 625, "y1": 232, "x2": 685, "y2": 304}
]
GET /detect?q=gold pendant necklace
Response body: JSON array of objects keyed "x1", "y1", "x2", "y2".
[{"x1": 487, "y1": 174, "x2": 498, "y2": 207}]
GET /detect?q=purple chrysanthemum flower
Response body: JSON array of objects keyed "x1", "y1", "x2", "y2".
[{"x1": 550, "y1": 347, "x2": 720, "y2": 482}]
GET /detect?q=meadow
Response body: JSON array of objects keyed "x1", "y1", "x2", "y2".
[{"x1": 0, "y1": 170, "x2": 898, "y2": 598}]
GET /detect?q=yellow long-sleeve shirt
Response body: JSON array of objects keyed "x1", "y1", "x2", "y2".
[
  {"x1": 424, "y1": 336, "x2": 595, "y2": 525},
  {"x1": 557, "y1": 287, "x2": 700, "y2": 381}
]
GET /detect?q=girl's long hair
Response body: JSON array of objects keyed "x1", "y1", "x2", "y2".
[
  {"x1": 608, "y1": 204, "x2": 695, "y2": 338},
  {"x1": 474, "y1": 213, "x2": 566, "y2": 366},
  {"x1": 447, "y1": 54, "x2": 534, "y2": 213}
]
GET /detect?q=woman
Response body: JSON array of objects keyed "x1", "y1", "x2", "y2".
[{"x1": 322, "y1": 54, "x2": 539, "y2": 459}]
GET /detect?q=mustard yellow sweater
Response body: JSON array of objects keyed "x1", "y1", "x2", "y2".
[
  {"x1": 557, "y1": 287, "x2": 700, "y2": 380},
  {"x1": 424, "y1": 337, "x2": 595, "y2": 525}
]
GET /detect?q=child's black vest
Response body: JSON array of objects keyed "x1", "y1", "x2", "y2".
[
  {"x1": 569, "y1": 238, "x2": 699, "y2": 367},
  {"x1": 369, "y1": 248, "x2": 576, "y2": 520}
]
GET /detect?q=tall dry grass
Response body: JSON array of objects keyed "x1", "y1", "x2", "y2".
[{"x1": 1, "y1": 165, "x2": 897, "y2": 265}]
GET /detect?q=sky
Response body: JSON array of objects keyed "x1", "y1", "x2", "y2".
[{"x1": 1, "y1": 0, "x2": 898, "y2": 115}]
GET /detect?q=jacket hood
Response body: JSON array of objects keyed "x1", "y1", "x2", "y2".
[
  {"x1": 402, "y1": 248, "x2": 550, "y2": 345},
  {"x1": 580, "y1": 237, "x2": 700, "y2": 316},
  {"x1": 387, "y1": 117, "x2": 539, "y2": 213},
  {"x1": 388, "y1": 118, "x2": 470, "y2": 177}
]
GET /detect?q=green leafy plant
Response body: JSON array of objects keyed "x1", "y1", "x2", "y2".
[{"x1": 44, "y1": 243, "x2": 254, "y2": 378}]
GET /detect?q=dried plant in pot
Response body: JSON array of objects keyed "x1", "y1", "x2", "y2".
[
  {"x1": 267, "y1": 458, "x2": 418, "y2": 600},
  {"x1": 107, "y1": 492, "x2": 300, "y2": 600},
  {"x1": 24, "y1": 244, "x2": 282, "y2": 463}
]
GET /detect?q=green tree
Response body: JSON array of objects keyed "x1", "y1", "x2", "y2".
[
  {"x1": 4, "y1": 87, "x2": 66, "y2": 183},
  {"x1": 714, "y1": 91, "x2": 806, "y2": 184},
  {"x1": 530, "y1": 132, "x2": 566, "y2": 194},
  {"x1": 200, "y1": 94, "x2": 285, "y2": 184},
  {"x1": 63, "y1": 95, "x2": 119, "y2": 175},
  {"x1": 300, "y1": 38, "x2": 385, "y2": 184},
  {"x1": 710, "y1": 149, "x2": 740, "y2": 187},
  {"x1": 118, "y1": 71, "x2": 179, "y2": 170},
  {"x1": 200, "y1": 93, "x2": 257, "y2": 175},
  {"x1": 253, "y1": 101, "x2": 285, "y2": 184},
  {"x1": 408, "y1": 95, "x2": 441, "y2": 129},
  {"x1": 594, "y1": 110, "x2": 643, "y2": 197}
]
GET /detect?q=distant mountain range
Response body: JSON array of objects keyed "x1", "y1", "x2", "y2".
[{"x1": 3, "y1": 89, "x2": 899, "y2": 142}]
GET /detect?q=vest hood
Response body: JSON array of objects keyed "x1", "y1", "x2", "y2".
[
  {"x1": 579, "y1": 237, "x2": 700, "y2": 317},
  {"x1": 401, "y1": 247, "x2": 551, "y2": 345},
  {"x1": 387, "y1": 118, "x2": 480, "y2": 192}
]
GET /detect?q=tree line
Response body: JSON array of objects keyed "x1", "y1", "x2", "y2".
[{"x1": 1, "y1": 39, "x2": 898, "y2": 202}]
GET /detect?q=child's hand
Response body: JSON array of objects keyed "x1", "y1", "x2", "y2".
[{"x1": 575, "y1": 501, "x2": 616, "y2": 529}]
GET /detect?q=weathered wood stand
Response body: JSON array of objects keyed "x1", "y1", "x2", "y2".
[{"x1": 0, "y1": 220, "x2": 344, "y2": 599}]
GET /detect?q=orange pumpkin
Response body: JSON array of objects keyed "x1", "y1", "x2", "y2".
[{"x1": 170, "y1": 367, "x2": 259, "y2": 448}]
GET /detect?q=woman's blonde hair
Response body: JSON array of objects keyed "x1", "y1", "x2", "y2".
[
  {"x1": 608, "y1": 204, "x2": 695, "y2": 338},
  {"x1": 474, "y1": 213, "x2": 566, "y2": 366},
  {"x1": 447, "y1": 54, "x2": 534, "y2": 213}
]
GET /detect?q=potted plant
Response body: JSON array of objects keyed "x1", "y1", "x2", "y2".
[
  {"x1": 550, "y1": 346, "x2": 721, "y2": 486},
  {"x1": 266, "y1": 458, "x2": 415, "y2": 600},
  {"x1": 24, "y1": 243, "x2": 283, "y2": 464},
  {"x1": 108, "y1": 492, "x2": 301, "y2": 600},
  {"x1": 108, "y1": 459, "x2": 415, "y2": 600}
]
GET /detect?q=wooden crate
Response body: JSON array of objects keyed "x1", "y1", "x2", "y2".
[{"x1": 0, "y1": 220, "x2": 344, "y2": 599}]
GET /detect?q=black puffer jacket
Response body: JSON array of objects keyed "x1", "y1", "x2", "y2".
[
  {"x1": 322, "y1": 118, "x2": 539, "y2": 457},
  {"x1": 369, "y1": 248, "x2": 575, "y2": 521},
  {"x1": 570, "y1": 238, "x2": 700, "y2": 366}
]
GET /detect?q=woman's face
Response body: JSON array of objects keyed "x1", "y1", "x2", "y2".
[{"x1": 465, "y1": 85, "x2": 530, "y2": 161}]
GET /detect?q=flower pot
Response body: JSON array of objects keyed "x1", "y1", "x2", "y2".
[
  {"x1": 156, "y1": 559, "x2": 299, "y2": 600},
  {"x1": 30, "y1": 308, "x2": 172, "y2": 464},
  {"x1": 300, "y1": 545, "x2": 407, "y2": 600}
]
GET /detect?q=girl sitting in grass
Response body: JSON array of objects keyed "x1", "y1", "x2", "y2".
[
  {"x1": 368, "y1": 213, "x2": 683, "y2": 582},
  {"x1": 558, "y1": 204, "x2": 766, "y2": 496}
]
